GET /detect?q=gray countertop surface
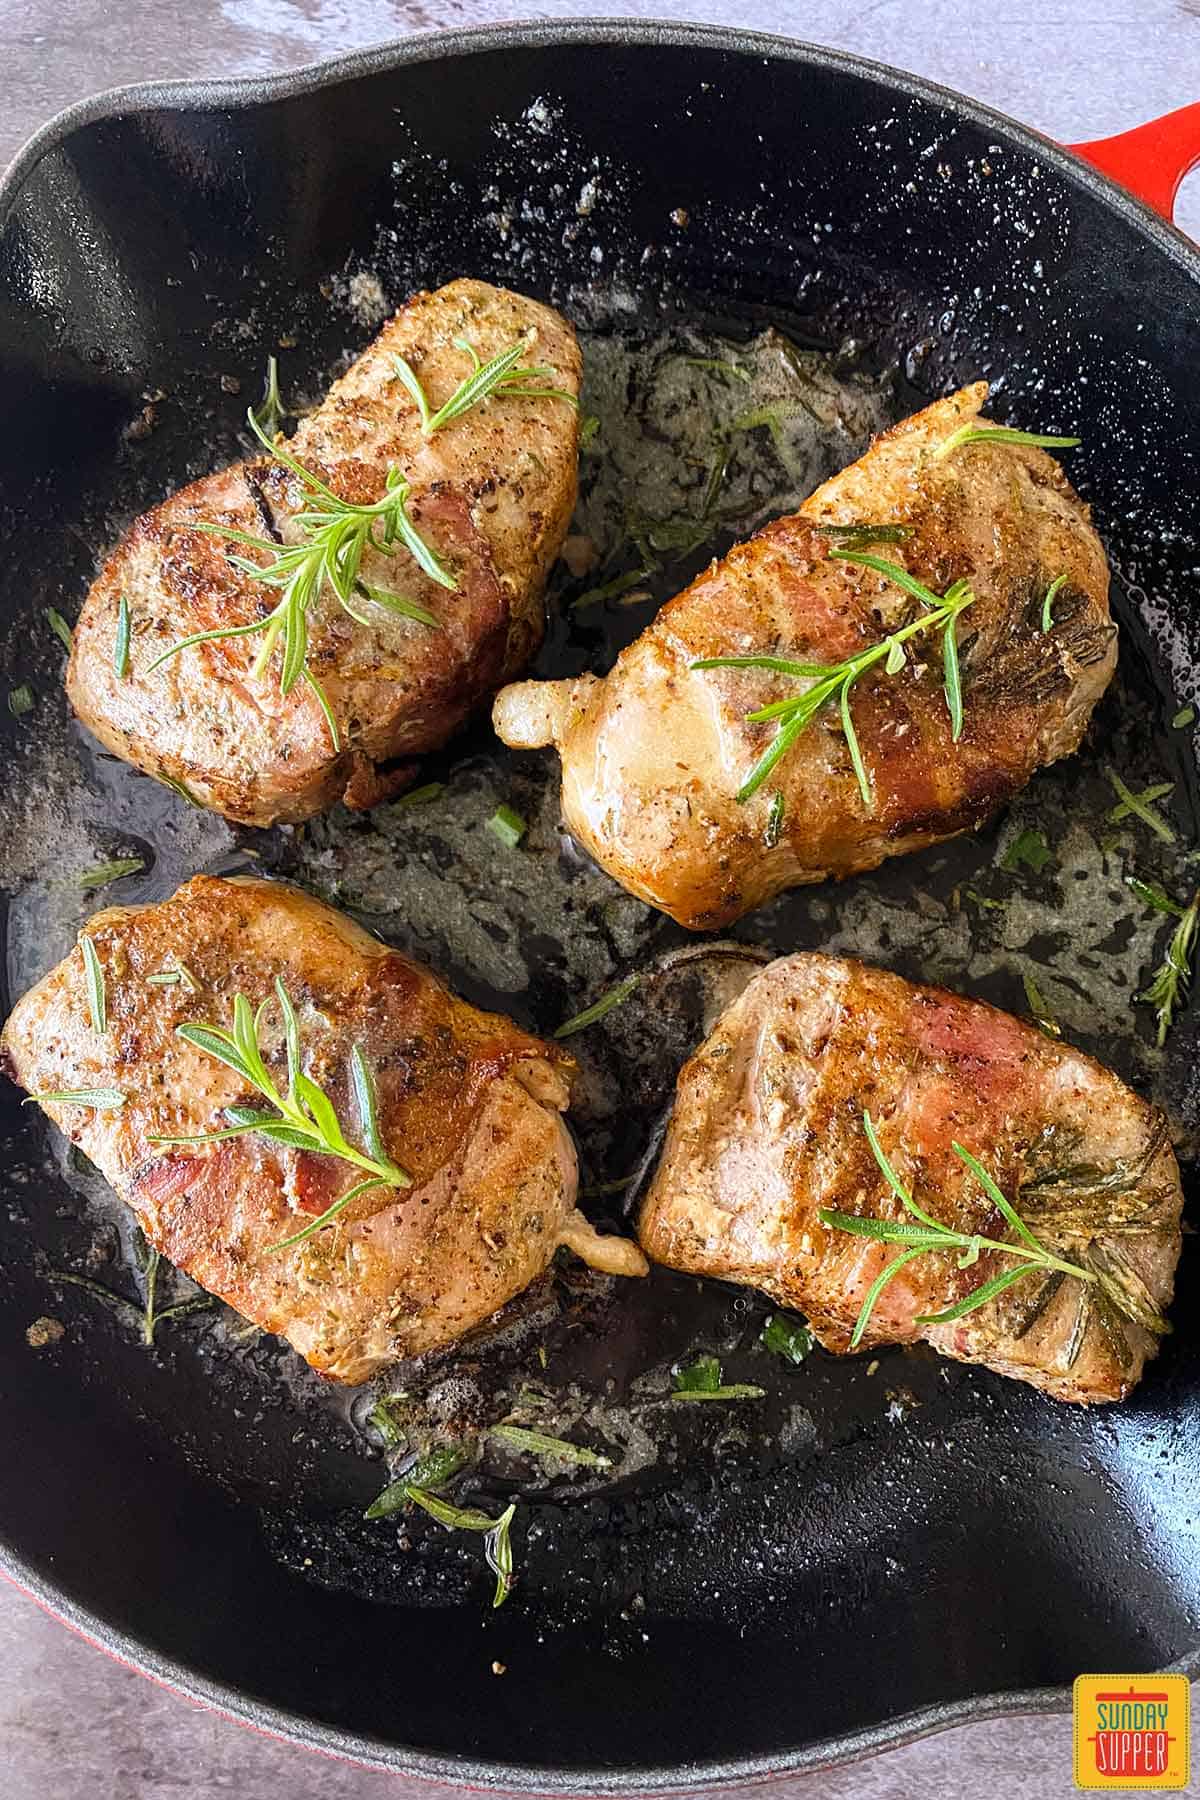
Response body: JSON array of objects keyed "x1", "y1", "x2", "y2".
[{"x1": 1, "y1": 3, "x2": 1198, "y2": 1796}]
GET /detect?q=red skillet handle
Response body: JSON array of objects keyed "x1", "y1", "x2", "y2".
[{"x1": 1068, "y1": 102, "x2": 1200, "y2": 223}]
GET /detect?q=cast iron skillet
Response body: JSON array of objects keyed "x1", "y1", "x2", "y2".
[{"x1": 1, "y1": 21, "x2": 1199, "y2": 1792}]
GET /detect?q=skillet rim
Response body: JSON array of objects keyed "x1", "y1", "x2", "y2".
[{"x1": 1, "y1": 16, "x2": 1197, "y2": 1790}]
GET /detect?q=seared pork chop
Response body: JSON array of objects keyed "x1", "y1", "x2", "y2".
[
  {"x1": 494, "y1": 384, "x2": 1114, "y2": 929},
  {"x1": 2, "y1": 877, "x2": 645, "y2": 1382},
  {"x1": 69, "y1": 280, "x2": 581, "y2": 826},
  {"x1": 639, "y1": 955, "x2": 1180, "y2": 1403}
]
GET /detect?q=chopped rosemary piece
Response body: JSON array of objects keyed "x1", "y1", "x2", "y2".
[
  {"x1": 250, "y1": 354, "x2": 286, "y2": 437},
  {"x1": 570, "y1": 564, "x2": 653, "y2": 611},
  {"x1": 818, "y1": 1112, "x2": 1170, "y2": 1347},
  {"x1": 760, "y1": 1314, "x2": 813, "y2": 1365},
  {"x1": 145, "y1": 970, "x2": 182, "y2": 986},
  {"x1": 1106, "y1": 772, "x2": 1176, "y2": 844},
  {"x1": 392, "y1": 335, "x2": 576, "y2": 437},
  {"x1": 963, "y1": 886, "x2": 1005, "y2": 912},
  {"x1": 487, "y1": 804, "x2": 526, "y2": 849},
  {"x1": 579, "y1": 413, "x2": 600, "y2": 446},
  {"x1": 490, "y1": 1424, "x2": 612, "y2": 1470},
  {"x1": 932, "y1": 422, "x2": 1081, "y2": 462},
  {"x1": 1002, "y1": 828, "x2": 1054, "y2": 874},
  {"x1": 73, "y1": 857, "x2": 146, "y2": 889},
  {"x1": 394, "y1": 781, "x2": 443, "y2": 809},
  {"x1": 25, "y1": 1088, "x2": 127, "y2": 1109},
  {"x1": 80, "y1": 935, "x2": 107, "y2": 1035},
  {"x1": 364, "y1": 1444, "x2": 472, "y2": 1519},
  {"x1": 691, "y1": 554, "x2": 974, "y2": 806},
  {"x1": 1125, "y1": 875, "x2": 1181, "y2": 917},
  {"x1": 161, "y1": 775, "x2": 199, "y2": 805},
  {"x1": 44, "y1": 608, "x2": 73, "y2": 651},
  {"x1": 672, "y1": 1354, "x2": 765, "y2": 1402},
  {"x1": 114, "y1": 593, "x2": 131, "y2": 679},
  {"x1": 1041, "y1": 573, "x2": 1068, "y2": 633},
  {"x1": 8, "y1": 684, "x2": 33, "y2": 718},
  {"x1": 1172, "y1": 705, "x2": 1195, "y2": 730},
  {"x1": 554, "y1": 973, "x2": 641, "y2": 1039},
  {"x1": 764, "y1": 790, "x2": 786, "y2": 847},
  {"x1": 677, "y1": 354, "x2": 752, "y2": 383},
  {"x1": 149, "y1": 409, "x2": 449, "y2": 751},
  {"x1": 366, "y1": 1397, "x2": 406, "y2": 1449},
  {"x1": 145, "y1": 982, "x2": 409, "y2": 1249},
  {"x1": 1133, "y1": 885, "x2": 1199, "y2": 1046},
  {"x1": 1021, "y1": 968, "x2": 1060, "y2": 1038},
  {"x1": 813, "y1": 522, "x2": 912, "y2": 550}
]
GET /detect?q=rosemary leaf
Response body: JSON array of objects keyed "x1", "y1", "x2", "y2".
[
  {"x1": 73, "y1": 858, "x2": 146, "y2": 890},
  {"x1": 1041, "y1": 573, "x2": 1068, "y2": 633},
  {"x1": 1021, "y1": 968, "x2": 1060, "y2": 1038},
  {"x1": 764, "y1": 790, "x2": 786, "y2": 848},
  {"x1": 45, "y1": 608, "x2": 73, "y2": 651},
  {"x1": 933, "y1": 422, "x2": 1081, "y2": 462},
  {"x1": 554, "y1": 973, "x2": 641, "y2": 1039},
  {"x1": 80, "y1": 934, "x2": 107, "y2": 1034},
  {"x1": 394, "y1": 781, "x2": 443, "y2": 809},
  {"x1": 114, "y1": 594, "x2": 131, "y2": 679},
  {"x1": 489, "y1": 1425, "x2": 612, "y2": 1470},
  {"x1": 1172, "y1": 705, "x2": 1195, "y2": 730},
  {"x1": 25, "y1": 1088, "x2": 127, "y2": 1109},
  {"x1": 250, "y1": 354, "x2": 286, "y2": 437},
  {"x1": 8, "y1": 684, "x2": 33, "y2": 718}
]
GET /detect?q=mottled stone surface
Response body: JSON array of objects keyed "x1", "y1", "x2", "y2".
[{"x1": 1, "y1": 3, "x2": 1197, "y2": 1796}]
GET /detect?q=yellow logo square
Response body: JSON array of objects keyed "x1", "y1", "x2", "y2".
[{"x1": 1073, "y1": 1674, "x2": 1190, "y2": 1789}]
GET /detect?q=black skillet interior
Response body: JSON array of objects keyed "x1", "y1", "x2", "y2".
[{"x1": 0, "y1": 24, "x2": 1199, "y2": 1791}]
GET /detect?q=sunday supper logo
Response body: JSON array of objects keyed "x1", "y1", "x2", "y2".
[{"x1": 1073, "y1": 1675, "x2": 1190, "y2": 1789}]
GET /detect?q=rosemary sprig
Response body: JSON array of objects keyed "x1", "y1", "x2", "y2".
[
  {"x1": 392, "y1": 335, "x2": 576, "y2": 437},
  {"x1": 691, "y1": 553, "x2": 974, "y2": 806},
  {"x1": 933, "y1": 422, "x2": 1081, "y2": 462},
  {"x1": 819, "y1": 1112, "x2": 1170, "y2": 1347},
  {"x1": 80, "y1": 934, "x2": 107, "y2": 1034},
  {"x1": 148, "y1": 410, "x2": 450, "y2": 750},
  {"x1": 1130, "y1": 882, "x2": 1200, "y2": 1046},
  {"x1": 1106, "y1": 772, "x2": 1176, "y2": 844},
  {"x1": 145, "y1": 981, "x2": 409, "y2": 1249},
  {"x1": 405, "y1": 1490, "x2": 517, "y2": 1609},
  {"x1": 1041, "y1": 573, "x2": 1068, "y2": 633}
]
